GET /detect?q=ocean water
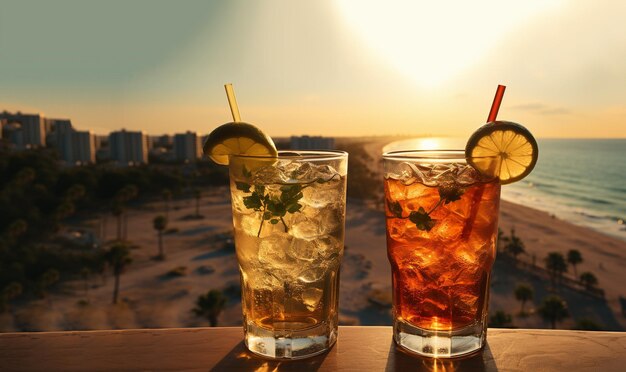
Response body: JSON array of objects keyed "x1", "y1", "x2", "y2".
[
  {"x1": 502, "y1": 139, "x2": 626, "y2": 241},
  {"x1": 382, "y1": 138, "x2": 626, "y2": 241}
]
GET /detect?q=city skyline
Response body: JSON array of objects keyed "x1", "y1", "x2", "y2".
[{"x1": 1, "y1": 1, "x2": 626, "y2": 138}]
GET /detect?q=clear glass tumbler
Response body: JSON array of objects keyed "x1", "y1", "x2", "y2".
[
  {"x1": 228, "y1": 150, "x2": 348, "y2": 359},
  {"x1": 383, "y1": 150, "x2": 500, "y2": 358}
]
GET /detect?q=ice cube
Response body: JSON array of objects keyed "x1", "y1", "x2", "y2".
[
  {"x1": 302, "y1": 287, "x2": 323, "y2": 311},
  {"x1": 288, "y1": 238, "x2": 318, "y2": 261},
  {"x1": 230, "y1": 191, "x2": 253, "y2": 215},
  {"x1": 318, "y1": 206, "x2": 343, "y2": 235},
  {"x1": 431, "y1": 210, "x2": 465, "y2": 241},
  {"x1": 456, "y1": 165, "x2": 481, "y2": 185},
  {"x1": 301, "y1": 182, "x2": 342, "y2": 208},
  {"x1": 251, "y1": 165, "x2": 288, "y2": 184},
  {"x1": 258, "y1": 235, "x2": 292, "y2": 267},
  {"x1": 315, "y1": 235, "x2": 341, "y2": 259},
  {"x1": 298, "y1": 266, "x2": 328, "y2": 283},
  {"x1": 238, "y1": 213, "x2": 263, "y2": 237},
  {"x1": 290, "y1": 214, "x2": 320, "y2": 240}
]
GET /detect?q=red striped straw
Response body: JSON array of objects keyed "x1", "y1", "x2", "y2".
[
  {"x1": 487, "y1": 85, "x2": 506, "y2": 123},
  {"x1": 461, "y1": 84, "x2": 507, "y2": 240}
]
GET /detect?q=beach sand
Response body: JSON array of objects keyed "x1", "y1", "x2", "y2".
[{"x1": 2, "y1": 188, "x2": 624, "y2": 333}]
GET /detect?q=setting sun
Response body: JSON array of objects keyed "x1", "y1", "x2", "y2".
[{"x1": 335, "y1": 0, "x2": 563, "y2": 86}]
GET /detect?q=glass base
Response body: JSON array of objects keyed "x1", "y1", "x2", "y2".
[
  {"x1": 244, "y1": 320, "x2": 337, "y2": 360},
  {"x1": 394, "y1": 319, "x2": 485, "y2": 358}
]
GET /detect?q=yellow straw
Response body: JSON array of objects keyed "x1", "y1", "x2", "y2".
[{"x1": 224, "y1": 83, "x2": 241, "y2": 123}]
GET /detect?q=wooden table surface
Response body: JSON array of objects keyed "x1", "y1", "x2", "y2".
[{"x1": 1, "y1": 326, "x2": 625, "y2": 371}]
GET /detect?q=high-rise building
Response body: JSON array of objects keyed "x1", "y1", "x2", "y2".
[
  {"x1": 290, "y1": 135, "x2": 335, "y2": 150},
  {"x1": 173, "y1": 131, "x2": 202, "y2": 162},
  {"x1": 109, "y1": 130, "x2": 148, "y2": 166},
  {"x1": 48, "y1": 119, "x2": 96, "y2": 165},
  {"x1": 0, "y1": 111, "x2": 46, "y2": 148},
  {"x1": 152, "y1": 134, "x2": 173, "y2": 149},
  {"x1": 72, "y1": 131, "x2": 96, "y2": 165},
  {"x1": 51, "y1": 119, "x2": 74, "y2": 161}
]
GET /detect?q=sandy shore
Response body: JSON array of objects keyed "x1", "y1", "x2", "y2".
[
  {"x1": 496, "y1": 200, "x2": 626, "y2": 330},
  {"x1": 1, "y1": 188, "x2": 624, "y2": 332}
]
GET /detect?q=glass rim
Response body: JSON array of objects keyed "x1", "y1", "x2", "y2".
[
  {"x1": 382, "y1": 149, "x2": 469, "y2": 162},
  {"x1": 229, "y1": 149, "x2": 348, "y2": 161}
]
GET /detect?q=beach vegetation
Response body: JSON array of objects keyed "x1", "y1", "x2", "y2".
[
  {"x1": 37, "y1": 268, "x2": 60, "y2": 299},
  {"x1": 0, "y1": 147, "x2": 227, "y2": 302},
  {"x1": 193, "y1": 188, "x2": 203, "y2": 218},
  {"x1": 153, "y1": 215, "x2": 168, "y2": 260},
  {"x1": 193, "y1": 289, "x2": 227, "y2": 327},
  {"x1": 80, "y1": 267, "x2": 91, "y2": 299},
  {"x1": 0, "y1": 282, "x2": 22, "y2": 313},
  {"x1": 538, "y1": 295, "x2": 569, "y2": 329},
  {"x1": 566, "y1": 249, "x2": 583, "y2": 278},
  {"x1": 514, "y1": 283, "x2": 534, "y2": 315},
  {"x1": 104, "y1": 242, "x2": 132, "y2": 304},
  {"x1": 497, "y1": 228, "x2": 509, "y2": 253},
  {"x1": 504, "y1": 228, "x2": 525, "y2": 260},
  {"x1": 162, "y1": 188, "x2": 172, "y2": 219},
  {"x1": 573, "y1": 318, "x2": 602, "y2": 331},
  {"x1": 489, "y1": 310, "x2": 513, "y2": 328},
  {"x1": 579, "y1": 272, "x2": 598, "y2": 290},
  {"x1": 544, "y1": 252, "x2": 568, "y2": 288}
]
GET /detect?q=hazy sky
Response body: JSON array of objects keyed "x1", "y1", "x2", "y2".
[{"x1": 1, "y1": 0, "x2": 625, "y2": 138}]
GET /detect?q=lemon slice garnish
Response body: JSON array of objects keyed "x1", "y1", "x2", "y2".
[
  {"x1": 465, "y1": 121, "x2": 538, "y2": 184},
  {"x1": 203, "y1": 122, "x2": 277, "y2": 165}
]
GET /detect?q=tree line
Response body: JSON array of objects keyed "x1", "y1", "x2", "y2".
[{"x1": 0, "y1": 147, "x2": 228, "y2": 311}]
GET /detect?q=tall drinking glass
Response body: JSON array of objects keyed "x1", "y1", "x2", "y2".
[
  {"x1": 228, "y1": 150, "x2": 348, "y2": 359},
  {"x1": 383, "y1": 150, "x2": 500, "y2": 358}
]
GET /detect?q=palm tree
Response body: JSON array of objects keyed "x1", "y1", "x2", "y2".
[
  {"x1": 55, "y1": 201, "x2": 75, "y2": 223},
  {"x1": 1, "y1": 282, "x2": 22, "y2": 313},
  {"x1": 497, "y1": 228, "x2": 509, "y2": 253},
  {"x1": 120, "y1": 185, "x2": 138, "y2": 240},
  {"x1": 39, "y1": 269, "x2": 60, "y2": 299},
  {"x1": 193, "y1": 290, "x2": 226, "y2": 327},
  {"x1": 114, "y1": 185, "x2": 138, "y2": 241},
  {"x1": 111, "y1": 202, "x2": 124, "y2": 241},
  {"x1": 567, "y1": 249, "x2": 583, "y2": 278},
  {"x1": 489, "y1": 310, "x2": 513, "y2": 328},
  {"x1": 505, "y1": 228, "x2": 525, "y2": 260},
  {"x1": 104, "y1": 242, "x2": 133, "y2": 304},
  {"x1": 80, "y1": 267, "x2": 91, "y2": 299},
  {"x1": 514, "y1": 284, "x2": 534, "y2": 315},
  {"x1": 153, "y1": 215, "x2": 168, "y2": 259},
  {"x1": 65, "y1": 184, "x2": 86, "y2": 202},
  {"x1": 6, "y1": 219, "x2": 27, "y2": 242},
  {"x1": 579, "y1": 272, "x2": 599, "y2": 290},
  {"x1": 544, "y1": 252, "x2": 568, "y2": 288},
  {"x1": 538, "y1": 295, "x2": 569, "y2": 329},
  {"x1": 193, "y1": 188, "x2": 202, "y2": 218},
  {"x1": 162, "y1": 189, "x2": 172, "y2": 219}
]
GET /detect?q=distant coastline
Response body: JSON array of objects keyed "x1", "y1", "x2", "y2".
[{"x1": 368, "y1": 137, "x2": 626, "y2": 242}]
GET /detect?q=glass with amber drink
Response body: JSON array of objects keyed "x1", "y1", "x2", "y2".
[{"x1": 383, "y1": 150, "x2": 500, "y2": 358}]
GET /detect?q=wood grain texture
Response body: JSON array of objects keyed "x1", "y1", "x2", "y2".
[{"x1": 0, "y1": 327, "x2": 625, "y2": 371}]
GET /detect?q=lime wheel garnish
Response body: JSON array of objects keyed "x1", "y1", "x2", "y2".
[
  {"x1": 465, "y1": 120, "x2": 538, "y2": 184},
  {"x1": 203, "y1": 122, "x2": 277, "y2": 165}
]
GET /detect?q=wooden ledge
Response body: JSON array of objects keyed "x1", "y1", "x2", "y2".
[{"x1": 1, "y1": 327, "x2": 625, "y2": 371}]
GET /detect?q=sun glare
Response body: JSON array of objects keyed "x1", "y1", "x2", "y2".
[{"x1": 335, "y1": 0, "x2": 562, "y2": 86}]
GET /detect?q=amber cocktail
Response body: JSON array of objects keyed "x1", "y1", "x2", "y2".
[{"x1": 383, "y1": 150, "x2": 500, "y2": 358}]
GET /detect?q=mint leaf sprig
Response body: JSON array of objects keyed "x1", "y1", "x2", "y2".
[
  {"x1": 386, "y1": 184, "x2": 465, "y2": 231},
  {"x1": 236, "y1": 173, "x2": 339, "y2": 237}
]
